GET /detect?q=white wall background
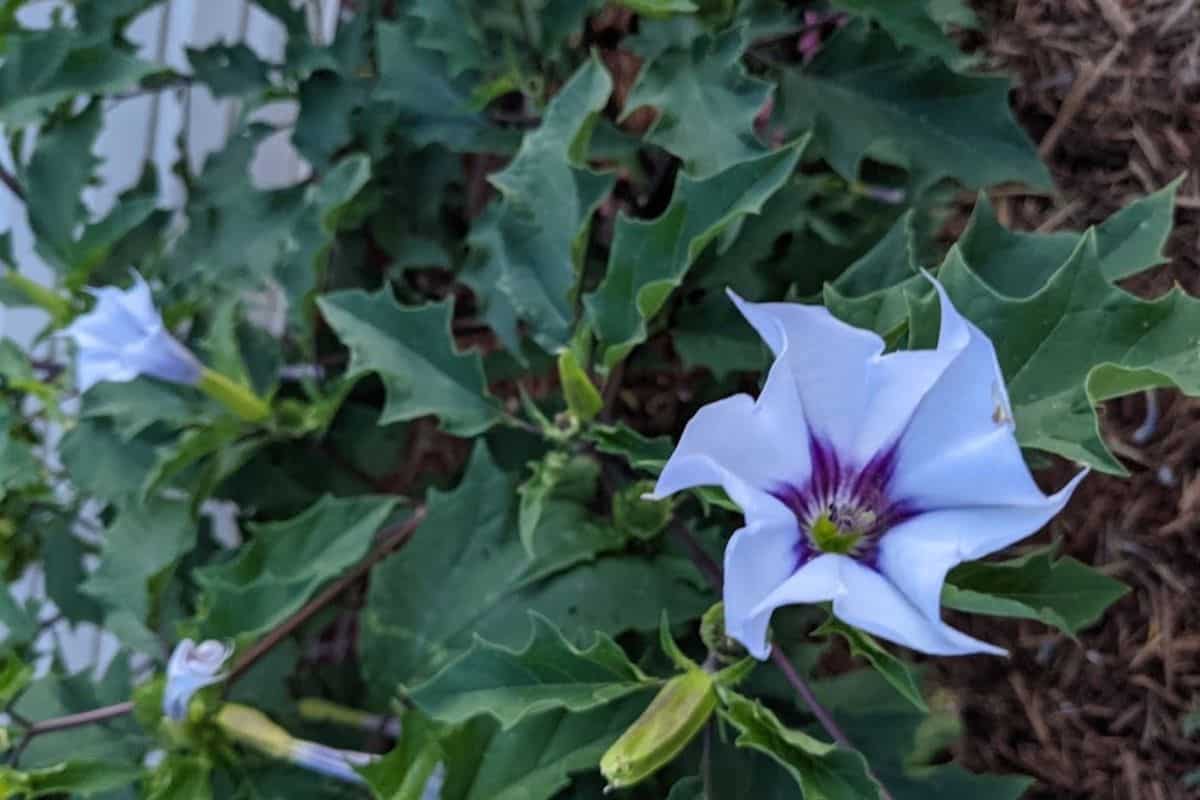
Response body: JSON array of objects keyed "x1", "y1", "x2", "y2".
[
  {"x1": 0, "y1": 0, "x2": 341, "y2": 345},
  {"x1": 0, "y1": 0, "x2": 340, "y2": 674}
]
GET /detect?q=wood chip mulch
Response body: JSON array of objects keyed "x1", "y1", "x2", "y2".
[{"x1": 933, "y1": 1, "x2": 1200, "y2": 797}]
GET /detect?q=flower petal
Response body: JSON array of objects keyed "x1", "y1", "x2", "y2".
[
  {"x1": 848, "y1": 278, "x2": 971, "y2": 464},
  {"x1": 75, "y1": 354, "x2": 136, "y2": 393},
  {"x1": 892, "y1": 315, "x2": 1088, "y2": 509},
  {"x1": 127, "y1": 329, "x2": 202, "y2": 385},
  {"x1": 743, "y1": 554, "x2": 845, "y2": 655},
  {"x1": 749, "y1": 555, "x2": 1003, "y2": 656},
  {"x1": 833, "y1": 558, "x2": 1005, "y2": 656},
  {"x1": 728, "y1": 290, "x2": 882, "y2": 456},
  {"x1": 654, "y1": 354, "x2": 809, "y2": 526},
  {"x1": 85, "y1": 286, "x2": 157, "y2": 342},
  {"x1": 65, "y1": 275, "x2": 201, "y2": 390},
  {"x1": 877, "y1": 470, "x2": 1086, "y2": 621},
  {"x1": 117, "y1": 271, "x2": 162, "y2": 325},
  {"x1": 723, "y1": 520, "x2": 804, "y2": 659}
]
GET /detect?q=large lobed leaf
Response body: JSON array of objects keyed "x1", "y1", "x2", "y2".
[
  {"x1": 719, "y1": 689, "x2": 884, "y2": 799},
  {"x1": 81, "y1": 497, "x2": 196, "y2": 653},
  {"x1": 462, "y1": 55, "x2": 614, "y2": 353},
  {"x1": 623, "y1": 27, "x2": 772, "y2": 177},
  {"x1": 585, "y1": 143, "x2": 802, "y2": 368},
  {"x1": 317, "y1": 288, "x2": 502, "y2": 437},
  {"x1": 359, "y1": 443, "x2": 709, "y2": 702},
  {"x1": 944, "y1": 547, "x2": 1128, "y2": 636},
  {"x1": 409, "y1": 613, "x2": 656, "y2": 729},
  {"x1": 195, "y1": 494, "x2": 399, "y2": 638},
  {"x1": 776, "y1": 21, "x2": 1047, "y2": 190},
  {"x1": 440, "y1": 700, "x2": 646, "y2": 800},
  {"x1": 957, "y1": 177, "x2": 1182, "y2": 296},
  {"x1": 940, "y1": 230, "x2": 1200, "y2": 473}
]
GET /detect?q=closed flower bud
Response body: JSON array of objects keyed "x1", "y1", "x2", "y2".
[
  {"x1": 216, "y1": 703, "x2": 378, "y2": 785},
  {"x1": 600, "y1": 668, "x2": 717, "y2": 791}
]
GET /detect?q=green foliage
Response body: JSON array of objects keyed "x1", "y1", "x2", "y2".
[
  {"x1": 944, "y1": 547, "x2": 1129, "y2": 635},
  {"x1": 586, "y1": 144, "x2": 802, "y2": 368},
  {"x1": 830, "y1": 0, "x2": 975, "y2": 63},
  {"x1": 360, "y1": 444, "x2": 709, "y2": 699},
  {"x1": 0, "y1": 760, "x2": 142, "y2": 798},
  {"x1": 585, "y1": 423, "x2": 673, "y2": 474},
  {"x1": 940, "y1": 230, "x2": 1200, "y2": 473},
  {"x1": 0, "y1": 0, "x2": 1166, "y2": 796},
  {"x1": 777, "y1": 21, "x2": 1048, "y2": 191},
  {"x1": 195, "y1": 495, "x2": 399, "y2": 638},
  {"x1": 462, "y1": 55, "x2": 613, "y2": 353},
  {"x1": 318, "y1": 289, "x2": 502, "y2": 436},
  {"x1": 81, "y1": 497, "x2": 196, "y2": 651},
  {"x1": 516, "y1": 451, "x2": 616, "y2": 558},
  {"x1": 719, "y1": 689, "x2": 883, "y2": 799},
  {"x1": 815, "y1": 617, "x2": 927, "y2": 711},
  {"x1": 624, "y1": 27, "x2": 771, "y2": 177},
  {"x1": 958, "y1": 176, "x2": 1182, "y2": 295},
  {"x1": 439, "y1": 700, "x2": 645, "y2": 800},
  {"x1": 0, "y1": 16, "x2": 157, "y2": 126},
  {"x1": 410, "y1": 613, "x2": 655, "y2": 728}
]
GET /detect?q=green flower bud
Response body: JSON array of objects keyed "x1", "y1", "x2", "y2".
[
  {"x1": 699, "y1": 602, "x2": 749, "y2": 665},
  {"x1": 613, "y1": 480, "x2": 672, "y2": 541},
  {"x1": 557, "y1": 349, "x2": 602, "y2": 423},
  {"x1": 600, "y1": 668, "x2": 716, "y2": 790}
]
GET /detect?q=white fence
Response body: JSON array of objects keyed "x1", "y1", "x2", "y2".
[{"x1": 0, "y1": 0, "x2": 340, "y2": 673}]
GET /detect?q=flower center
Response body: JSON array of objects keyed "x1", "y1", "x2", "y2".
[
  {"x1": 806, "y1": 505, "x2": 875, "y2": 555},
  {"x1": 772, "y1": 434, "x2": 920, "y2": 570}
]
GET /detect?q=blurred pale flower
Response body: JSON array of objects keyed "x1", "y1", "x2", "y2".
[
  {"x1": 61, "y1": 273, "x2": 201, "y2": 393},
  {"x1": 215, "y1": 703, "x2": 383, "y2": 786},
  {"x1": 653, "y1": 279, "x2": 1086, "y2": 659},
  {"x1": 163, "y1": 638, "x2": 233, "y2": 721}
]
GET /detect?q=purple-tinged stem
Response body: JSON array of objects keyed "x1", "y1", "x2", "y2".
[{"x1": 672, "y1": 522, "x2": 894, "y2": 800}]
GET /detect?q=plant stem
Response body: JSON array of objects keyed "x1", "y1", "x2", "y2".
[
  {"x1": 671, "y1": 522, "x2": 893, "y2": 797},
  {"x1": 0, "y1": 164, "x2": 25, "y2": 201},
  {"x1": 10, "y1": 701, "x2": 135, "y2": 765},
  {"x1": 24, "y1": 701, "x2": 135, "y2": 735},
  {"x1": 229, "y1": 506, "x2": 427, "y2": 683},
  {"x1": 12, "y1": 508, "x2": 427, "y2": 756},
  {"x1": 767, "y1": 648, "x2": 852, "y2": 749}
]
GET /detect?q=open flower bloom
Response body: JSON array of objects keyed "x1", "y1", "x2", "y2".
[
  {"x1": 653, "y1": 279, "x2": 1086, "y2": 659},
  {"x1": 163, "y1": 638, "x2": 233, "y2": 721},
  {"x1": 61, "y1": 273, "x2": 201, "y2": 393}
]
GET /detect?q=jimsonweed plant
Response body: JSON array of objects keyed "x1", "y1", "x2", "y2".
[{"x1": 0, "y1": 0, "x2": 1183, "y2": 797}]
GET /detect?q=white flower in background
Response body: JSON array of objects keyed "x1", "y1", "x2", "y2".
[
  {"x1": 653, "y1": 278, "x2": 1086, "y2": 659},
  {"x1": 163, "y1": 638, "x2": 233, "y2": 721},
  {"x1": 60, "y1": 272, "x2": 271, "y2": 421},
  {"x1": 61, "y1": 272, "x2": 201, "y2": 393}
]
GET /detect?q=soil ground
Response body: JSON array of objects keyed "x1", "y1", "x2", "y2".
[{"x1": 934, "y1": 2, "x2": 1200, "y2": 797}]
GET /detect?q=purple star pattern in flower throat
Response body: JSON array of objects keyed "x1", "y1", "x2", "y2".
[{"x1": 771, "y1": 434, "x2": 920, "y2": 571}]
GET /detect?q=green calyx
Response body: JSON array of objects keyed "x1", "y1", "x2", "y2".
[
  {"x1": 807, "y1": 512, "x2": 863, "y2": 556},
  {"x1": 196, "y1": 368, "x2": 271, "y2": 423}
]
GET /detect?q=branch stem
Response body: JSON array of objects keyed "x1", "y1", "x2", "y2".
[
  {"x1": 228, "y1": 506, "x2": 426, "y2": 683},
  {"x1": 12, "y1": 507, "x2": 427, "y2": 758}
]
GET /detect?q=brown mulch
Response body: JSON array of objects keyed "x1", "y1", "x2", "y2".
[{"x1": 933, "y1": 2, "x2": 1200, "y2": 798}]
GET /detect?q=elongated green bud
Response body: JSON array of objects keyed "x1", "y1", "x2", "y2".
[
  {"x1": 196, "y1": 367, "x2": 271, "y2": 422},
  {"x1": 557, "y1": 349, "x2": 602, "y2": 423},
  {"x1": 600, "y1": 668, "x2": 716, "y2": 790}
]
